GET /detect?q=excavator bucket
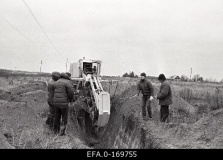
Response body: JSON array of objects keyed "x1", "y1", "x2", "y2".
[{"x1": 97, "y1": 91, "x2": 110, "y2": 127}]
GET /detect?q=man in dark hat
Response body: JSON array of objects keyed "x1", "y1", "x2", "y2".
[
  {"x1": 53, "y1": 73, "x2": 74, "y2": 135},
  {"x1": 136, "y1": 72, "x2": 155, "y2": 120},
  {"x1": 66, "y1": 72, "x2": 71, "y2": 80},
  {"x1": 46, "y1": 71, "x2": 60, "y2": 129},
  {"x1": 156, "y1": 74, "x2": 172, "y2": 122}
]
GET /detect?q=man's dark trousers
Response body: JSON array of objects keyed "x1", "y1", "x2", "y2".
[
  {"x1": 46, "y1": 105, "x2": 55, "y2": 128},
  {"x1": 54, "y1": 107, "x2": 69, "y2": 133},
  {"x1": 160, "y1": 105, "x2": 169, "y2": 122},
  {"x1": 142, "y1": 95, "x2": 152, "y2": 119}
]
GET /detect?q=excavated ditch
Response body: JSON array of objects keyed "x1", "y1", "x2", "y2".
[
  {"x1": 72, "y1": 84, "x2": 197, "y2": 149},
  {"x1": 93, "y1": 85, "x2": 196, "y2": 149}
]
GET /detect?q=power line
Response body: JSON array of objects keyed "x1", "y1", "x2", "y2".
[
  {"x1": 0, "y1": 14, "x2": 38, "y2": 47},
  {"x1": 22, "y1": 0, "x2": 61, "y2": 55},
  {"x1": 0, "y1": 14, "x2": 48, "y2": 72}
]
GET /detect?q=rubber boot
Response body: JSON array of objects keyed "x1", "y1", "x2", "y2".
[
  {"x1": 60, "y1": 125, "x2": 67, "y2": 136},
  {"x1": 46, "y1": 113, "x2": 54, "y2": 129},
  {"x1": 147, "y1": 106, "x2": 152, "y2": 119}
]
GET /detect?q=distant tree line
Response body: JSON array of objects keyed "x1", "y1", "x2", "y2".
[
  {"x1": 122, "y1": 71, "x2": 138, "y2": 78},
  {"x1": 121, "y1": 71, "x2": 222, "y2": 83}
]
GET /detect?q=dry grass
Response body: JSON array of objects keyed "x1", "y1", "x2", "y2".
[
  {"x1": 2, "y1": 121, "x2": 74, "y2": 149},
  {"x1": 171, "y1": 81, "x2": 223, "y2": 110},
  {"x1": 102, "y1": 81, "x2": 136, "y2": 98},
  {"x1": 178, "y1": 87, "x2": 193, "y2": 103}
]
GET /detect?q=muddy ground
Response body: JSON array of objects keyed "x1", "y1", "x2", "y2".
[{"x1": 0, "y1": 81, "x2": 223, "y2": 149}]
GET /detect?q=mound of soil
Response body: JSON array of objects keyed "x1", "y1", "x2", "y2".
[
  {"x1": 177, "y1": 108, "x2": 223, "y2": 148},
  {"x1": 11, "y1": 90, "x2": 49, "y2": 115},
  {"x1": 9, "y1": 81, "x2": 47, "y2": 96},
  {"x1": 152, "y1": 108, "x2": 223, "y2": 149},
  {"x1": 0, "y1": 132, "x2": 14, "y2": 149},
  {"x1": 0, "y1": 89, "x2": 11, "y2": 101},
  {"x1": 0, "y1": 81, "x2": 47, "y2": 102},
  {"x1": 14, "y1": 90, "x2": 47, "y2": 103}
]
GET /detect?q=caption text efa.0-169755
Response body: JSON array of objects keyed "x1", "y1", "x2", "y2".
[{"x1": 87, "y1": 150, "x2": 137, "y2": 158}]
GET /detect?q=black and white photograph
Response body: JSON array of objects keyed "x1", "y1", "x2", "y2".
[{"x1": 0, "y1": 0, "x2": 223, "y2": 152}]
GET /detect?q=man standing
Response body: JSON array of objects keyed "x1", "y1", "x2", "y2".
[
  {"x1": 53, "y1": 73, "x2": 74, "y2": 135},
  {"x1": 156, "y1": 74, "x2": 172, "y2": 123},
  {"x1": 137, "y1": 73, "x2": 155, "y2": 120},
  {"x1": 46, "y1": 71, "x2": 60, "y2": 129}
]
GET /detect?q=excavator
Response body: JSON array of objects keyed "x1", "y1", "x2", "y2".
[{"x1": 69, "y1": 57, "x2": 110, "y2": 135}]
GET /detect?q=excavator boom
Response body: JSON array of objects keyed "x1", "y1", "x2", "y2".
[
  {"x1": 88, "y1": 75, "x2": 110, "y2": 126},
  {"x1": 70, "y1": 58, "x2": 110, "y2": 127}
]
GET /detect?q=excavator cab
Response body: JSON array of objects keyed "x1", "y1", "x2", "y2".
[{"x1": 70, "y1": 58, "x2": 110, "y2": 128}]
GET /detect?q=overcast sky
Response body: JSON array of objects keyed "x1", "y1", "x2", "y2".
[{"x1": 0, "y1": 0, "x2": 223, "y2": 81}]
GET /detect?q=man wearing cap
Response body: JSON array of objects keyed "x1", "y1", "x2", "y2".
[
  {"x1": 156, "y1": 74, "x2": 172, "y2": 122},
  {"x1": 136, "y1": 73, "x2": 155, "y2": 120},
  {"x1": 65, "y1": 72, "x2": 71, "y2": 80},
  {"x1": 46, "y1": 71, "x2": 60, "y2": 129},
  {"x1": 53, "y1": 73, "x2": 74, "y2": 135}
]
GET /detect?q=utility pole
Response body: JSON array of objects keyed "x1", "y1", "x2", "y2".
[
  {"x1": 66, "y1": 58, "x2": 68, "y2": 72},
  {"x1": 190, "y1": 67, "x2": 192, "y2": 80},
  {"x1": 40, "y1": 60, "x2": 42, "y2": 72}
]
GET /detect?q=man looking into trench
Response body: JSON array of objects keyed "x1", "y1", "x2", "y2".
[{"x1": 136, "y1": 73, "x2": 155, "y2": 120}]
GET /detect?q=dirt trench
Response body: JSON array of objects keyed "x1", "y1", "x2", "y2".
[
  {"x1": 97, "y1": 85, "x2": 223, "y2": 149},
  {"x1": 93, "y1": 85, "x2": 196, "y2": 149}
]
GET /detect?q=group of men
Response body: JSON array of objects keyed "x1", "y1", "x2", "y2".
[
  {"x1": 45, "y1": 71, "x2": 172, "y2": 136},
  {"x1": 46, "y1": 72, "x2": 74, "y2": 136},
  {"x1": 137, "y1": 73, "x2": 172, "y2": 122}
]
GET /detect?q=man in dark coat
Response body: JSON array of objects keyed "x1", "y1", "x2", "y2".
[
  {"x1": 53, "y1": 73, "x2": 74, "y2": 135},
  {"x1": 137, "y1": 73, "x2": 155, "y2": 120},
  {"x1": 46, "y1": 71, "x2": 60, "y2": 129},
  {"x1": 156, "y1": 74, "x2": 173, "y2": 122}
]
